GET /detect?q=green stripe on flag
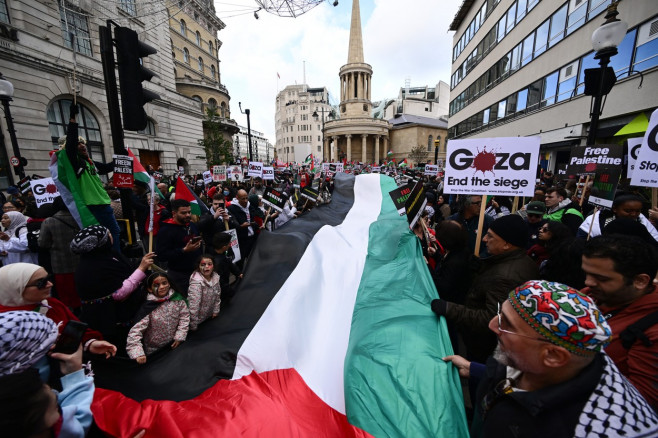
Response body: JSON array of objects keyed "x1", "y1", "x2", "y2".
[{"x1": 344, "y1": 175, "x2": 468, "y2": 437}]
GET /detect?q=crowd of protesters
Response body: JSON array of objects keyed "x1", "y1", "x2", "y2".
[{"x1": 1, "y1": 134, "x2": 658, "y2": 436}]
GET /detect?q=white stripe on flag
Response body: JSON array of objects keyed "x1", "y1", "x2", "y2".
[{"x1": 232, "y1": 174, "x2": 383, "y2": 414}]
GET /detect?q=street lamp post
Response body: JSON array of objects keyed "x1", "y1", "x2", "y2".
[
  {"x1": 312, "y1": 106, "x2": 334, "y2": 161},
  {"x1": 0, "y1": 73, "x2": 26, "y2": 180},
  {"x1": 239, "y1": 102, "x2": 253, "y2": 161},
  {"x1": 585, "y1": 1, "x2": 627, "y2": 146}
]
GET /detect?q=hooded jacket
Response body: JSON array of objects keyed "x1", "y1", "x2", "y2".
[{"x1": 156, "y1": 219, "x2": 201, "y2": 273}]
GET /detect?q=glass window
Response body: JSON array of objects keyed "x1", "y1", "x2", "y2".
[
  {"x1": 59, "y1": 4, "x2": 92, "y2": 56},
  {"x1": 506, "y1": 92, "x2": 518, "y2": 116},
  {"x1": 208, "y1": 98, "x2": 217, "y2": 109},
  {"x1": 497, "y1": 100, "x2": 507, "y2": 119},
  {"x1": 183, "y1": 48, "x2": 189, "y2": 63},
  {"x1": 198, "y1": 57, "x2": 204, "y2": 72},
  {"x1": 428, "y1": 135, "x2": 433, "y2": 152},
  {"x1": 208, "y1": 41, "x2": 213, "y2": 55},
  {"x1": 588, "y1": 0, "x2": 611, "y2": 20},
  {"x1": 500, "y1": 52, "x2": 511, "y2": 77},
  {"x1": 211, "y1": 64, "x2": 216, "y2": 79},
  {"x1": 566, "y1": 0, "x2": 586, "y2": 36},
  {"x1": 517, "y1": 0, "x2": 527, "y2": 21},
  {"x1": 196, "y1": 31, "x2": 201, "y2": 46},
  {"x1": 534, "y1": 19, "x2": 550, "y2": 57},
  {"x1": 119, "y1": 0, "x2": 136, "y2": 16},
  {"x1": 506, "y1": 2, "x2": 517, "y2": 34},
  {"x1": 0, "y1": 0, "x2": 9, "y2": 23},
  {"x1": 610, "y1": 29, "x2": 635, "y2": 79},
  {"x1": 137, "y1": 119, "x2": 156, "y2": 136},
  {"x1": 517, "y1": 88, "x2": 528, "y2": 112},
  {"x1": 489, "y1": 103, "x2": 499, "y2": 122},
  {"x1": 497, "y1": 15, "x2": 507, "y2": 42},
  {"x1": 576, "y1": 51, "x2": 597, "y2": 94},
  {"x1": 521, "y1": 33, "x2": 535, "y2": 67},
  {"x1": 180, "y1": 19, "x2": 186, "y2": 36},
  {"x1": 527, "y1": 0, "x2": 539, "y2": 11},
  {"x1": 557, "y1": 60, "x2": 579, "y2": 102},
  {"x1": 542, "y1": 71, "x2": 559, "y2": 107},
  {"x1": 47, "y1": 99, "x2": 104, "y2": 161},
  {"x1": 549, "y1": 4, "x2": 568, "y2": 48},
  {"x1": 511, "y1": 43, "x2": 522, "y2": 71},
  {"x1": 634, "y1": 35, "x2": 658, "y2": 72},
  {"x1": 527, "y1": 79, "x2": 542, "y2": 111},
  {"x1": 483, "y1": 108, "x2": 490, "y2": 125}
]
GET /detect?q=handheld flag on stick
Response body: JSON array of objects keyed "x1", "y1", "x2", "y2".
[{"x1": 174, "y1": 176, "x2": 209, "y2": 216}]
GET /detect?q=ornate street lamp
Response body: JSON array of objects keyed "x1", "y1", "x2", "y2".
[
  {"x1": 239, "y1": 102, "x2": 253, "y2": 161},
  {"x1": 584, "y1": 1, "x2": 627, "y2": 146},
  {"x1": 0, "y1": 73, "x2": 26, "y2": 179}
]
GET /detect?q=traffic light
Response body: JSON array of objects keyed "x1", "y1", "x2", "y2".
[{"x1": 114, "y1": 26, "x2": 160, "y2": 131}]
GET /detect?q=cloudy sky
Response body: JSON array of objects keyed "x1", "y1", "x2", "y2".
[{"x1": 213, "y1": 0, "x2": 463, "y2": 140}]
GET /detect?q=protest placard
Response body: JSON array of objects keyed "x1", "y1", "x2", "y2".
[
  {"x1": 152, "y1": 171, "x2": 163, "y2": 182},
  {"x1": 262, "y1": 166, "x2": 274, "y2": 180},
  {"x1": 626, "y1": 138, "x2": 643, "y2": 178},
  {"x1": 30, "y1": 177, "x2": 60, "y2": 207},
  {"x1": 300, "y1": 185, "x2": 320, "y2": 202},
  {"x1": 444, "y1": 137, "x2": 540, "y2": 197},
  {"x1": 566, "y1": 144, "x2": 623, "y2": 176},
  {"x1": 630, "y1": 109, "x2": 658, "y2": 188},
  {"x1": 404, "y1": 182, "x2": 427, "y2": 230},
  {"x1": 212, "y1": 165, "x2": 226, "y2": 182},
  {"x1": 113, "y1": 154, "x2": 134, "y2": 188},
  {"x1": 202, "y1": 170, "x2": 213, "y2": 185},
  {"x1": 261, "y1": 187, "x2": 286, "y2": 212},
  {"x1": 226, "y1": 228, "x2": 241, "y2": 263},
  {"x1": 228, "y1": 165, "x2": 243, "y2": 182},
  {"x1": 588, "y1": 168, "x2": 622, "y2": 209},
  {"x1": 389, "y1": 183, "x2": 413, "y2": 216},
  {"x1": 248, "y1": 161, "x2": 263, "y2": 178},
  {"x1": 424, "y1": 164, "x2": 439, "y2": 176},
  {"x1": 372, "y1": 166, "x2": 381, "y2": 173}
]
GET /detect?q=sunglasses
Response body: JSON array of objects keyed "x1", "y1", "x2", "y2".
[{"x1": 27, "y1": 274, "x2": 53, "y2": 289}]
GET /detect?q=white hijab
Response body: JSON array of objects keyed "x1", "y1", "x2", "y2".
[
  {"x1": 0, "y1": 263, "x2": 42, "y2": 306},
  {"x1": 2, "y1": 211, "x2": 27, "y2": 236}
]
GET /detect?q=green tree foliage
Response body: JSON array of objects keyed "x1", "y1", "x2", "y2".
[
  {"x1": 408, "y1": 144, "x2": 429, "y2": 165},
  {"x1": 198, "y1": 107, "x2": 233, "y2": 168}
]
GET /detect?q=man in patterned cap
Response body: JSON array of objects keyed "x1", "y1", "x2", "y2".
[{"x1": 444, "y1": 280, "x2": 657, "y2": 437}]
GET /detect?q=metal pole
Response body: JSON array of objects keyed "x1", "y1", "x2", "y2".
[
  {"x1": 586, "y1": 54, "x2": 612, "y2": 146},
  {"x1": 1, "y1": 98, "x2": 25, "y2": 179},
  {"x1": 246, "y1": 109, "x2": 253, "y2": 161}
]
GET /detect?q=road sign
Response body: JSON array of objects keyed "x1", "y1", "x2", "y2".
[{"x1": 10, "y1": 156, "x2": 19, "y2": 167}]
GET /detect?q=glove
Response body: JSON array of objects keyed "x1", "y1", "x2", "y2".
[
  {"x1": 69, "y1": 104, "x2": 79, "y2": 120},
  {"x1": 431, "y1": 299, "x2": 448, "y2": 317}
]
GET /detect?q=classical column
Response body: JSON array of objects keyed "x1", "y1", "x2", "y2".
[
  {"x1": 357, "y1": 72, "x2": 363, "y2": 99},
  {"x1": 374, "y1": 135, "x2": 380, "y2": 165},
  {"x1": 323, "y1": 137, "x2": 329, "y2": 162},
  {"x1": 332, "y1": 136, "x2": 339, "y2": 161},
  {"x1": 383, "y1": 136, "x2": 389, "y2": 161},
  {"x1": 361, "y1": 134, "x2": 367, "y2": 163},
  {"x1": 346, "y1": 134, "x2": 352, "y2": 162}
]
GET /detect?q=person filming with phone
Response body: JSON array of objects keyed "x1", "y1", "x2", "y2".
[{"x1": 156, "y1": 199, "x2": 202, "y2": 294}]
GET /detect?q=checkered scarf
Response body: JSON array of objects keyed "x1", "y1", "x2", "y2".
[
  {"x1": 0, "y1": 311, "x2": 58, "y2": 376},
  {"x1": 70, "y1": 225, "x2": 110, "y2": 255}
]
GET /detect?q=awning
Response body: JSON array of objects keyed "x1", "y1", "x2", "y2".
[{"x1": 614, "y1": 112, "x2": 649, "y2": 136}]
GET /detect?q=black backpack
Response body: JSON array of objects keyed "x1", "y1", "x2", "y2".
[
  {"x1": 619, "y1": 311, "x2": 658, "y2": 350},
  {"x1": 15, "y1": 223, "x2": 40, "y2": 253}
]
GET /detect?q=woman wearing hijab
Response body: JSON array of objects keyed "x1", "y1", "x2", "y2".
[
  {"x1": 72, "y1": 225, "x2": 155, "y2": 353},
  {"x1": 0, "y1": 210, "x2": 38, "y2": 265},
  {"x1": 0, "y1": 263, "x2": 117, "y2": 359}
]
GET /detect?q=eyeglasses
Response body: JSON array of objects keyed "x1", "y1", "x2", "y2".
[
  {"x1": 496, "y1": 302, "x2": 550, "y2": 343},
  {"x1": 27, "y1": 275, "x2": 53, "y2": 289}
]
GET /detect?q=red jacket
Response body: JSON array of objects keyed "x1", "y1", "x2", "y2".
[
  {"x1": 582, "y1": 285, "x2": 658, "y2": 410},
  {"x1": 0, "y1": 297, "x2": 104, "y2": 345}
]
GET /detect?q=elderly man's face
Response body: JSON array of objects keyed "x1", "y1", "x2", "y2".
[
  {"x1": 483, "y1": 228, "x2": 509, "y2": 255},
  {"x1": 236, "y1": 190, "x2": 249, "y2": 207}
]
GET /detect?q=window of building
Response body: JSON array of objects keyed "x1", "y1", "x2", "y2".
[
  {"x1": 506, "y1": 92, "x2": 518, "y2": 116},
  {"x1": 510, "y1": 43, "x2": 522, "y2": 72},
  {"x1": 488, "y1": 103, "x2": 498, "y2": 123},
  {"x1": 497, "y1": 14, "x2": 507, "y2": 42},
  {"x1": 516, "y1": 0, "x2": 527, "y2": 21},
  {"x1": 566, "y1": 0, "x2": 587, "y2": 36},
  {"x1": 194, "y1": 11, "x2": 199, "y2": 21},
  {"x1": 198, "y1": 57, "x2": 204, "y2": 72},
  {"x1": 497, "y1": 100, "x2": 507, "y2": 119},
  {"x1": 526, "y1": 79, "x2": 543, "y2": 111},
  {"x1": 541, "y1": 71, "x2": 559, "y2": 107},
  {"x1": 428, "y1": 135, "x2": 433, "y2": 152},
  {"x1": 521, "y1": 33, "x2": 535, "y2": 67},
  {"x1": 208, "y1": 98, "x2": 217, "y2": 109},
  {"x1": 47, "y1": 99, "x2": 105, "y2": 162},
  {"x1": 588, "y1": 0, "x2": 611, "y2": 21},
  {"x1": 196, "y1": 31, "x2": 201, "y2": 46},
  {"x1": 549, "y1": 4, "x2": 568, "y2": 47},
  {"x1": 506, "y1": 2, "x2": 516, "y2": 34},
  {"x1": 137, "y1": 118, "x2": 156, "y2": 136},
  {"x1": 634, "y1": 21, "x2": 658, "y2": 72},
  {"x1": 557, "y1": 60, "x2": 578, "y2": 102},
  {"x1": 183, "y1": 48, "x2": 189, "y2": 63},
  {"x1": 180, "y1": 19, "x2": 186, "y2": 36},
  {"x1": 192, "y1": 95, "x2": 202, "y2": 103},
  {"x1": 318, "y1": 146, "x2": 321, "y2": 152},
  {"x1": 208, "y1": 40, "x2": 213, "y2": 54},
  {"x1": 210, "y1": 64, "x2": 216, "y2": 79},
  {"x1": 59, "y1": 4, "x2": 92, "y2": 56},
  {"x1": 611, "y1": 28, "x2": 636, "y2": 79},
  {"x1": 534, "y1": 19, "x2": 550, "y2": 58},
  {"x1": 516, "y1": 88, "x2": 528, "y2": 112},
  {"x1": 576, "y1": 50, "x2": 598, "y2": 95},
  {"x1": 0, "y1": 0, "x2": 9, "y2": 23},
  {"x1": 119, "y1": 0, "x2": 136, "y2": 16}
]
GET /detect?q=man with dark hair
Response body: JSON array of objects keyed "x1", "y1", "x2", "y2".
[
  {"x1": 199, "y1": 193, "x2": 238, "y2": 252},
  {"x1": 156, "y1": 199, "x2": 202, "y2": 293},
  {"x1": 227, "y1": 189, "x2": 260, "y2": 265},
  {"x1": 449, "y1": 195, "x2": 493, "y2": 257},
  {"x1": 432, "y1": 215, "x2": 538, "y2": 362},
  {"x1": 544, "y1": 187, "x2": 583, "y2": 234},
  {"x1": 582, "y1": 235, "x2": 658, "y2": 410}
]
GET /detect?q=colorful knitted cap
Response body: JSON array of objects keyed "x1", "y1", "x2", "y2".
[{"x1": 508, "y1": 280, "x2": 612, "y2": 355}]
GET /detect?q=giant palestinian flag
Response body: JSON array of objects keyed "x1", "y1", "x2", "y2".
[{"x1": 91, "y1": 173, "x2": 468, "y2": 437}]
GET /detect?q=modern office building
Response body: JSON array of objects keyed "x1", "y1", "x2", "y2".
[
  {"x1": 447, "y1": 0, "x2": 657, "y2": 170},
  {"x1": 381, "y1": 81, "x2": 450, "y2": 120},
  {"x1": 233, "y1": 125, "x2": 273, "y2": 164},
  {"x1": 274, "y1": 84, "x2": 332, "y2": 164}
]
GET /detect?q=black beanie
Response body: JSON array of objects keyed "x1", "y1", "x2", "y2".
[{"x1": 489, "y1": 215, "x2": 527, "y2": 249}]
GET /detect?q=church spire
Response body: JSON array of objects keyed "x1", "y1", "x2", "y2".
[{"x1": 347, "y1": 0, "x2": 364, "y2": 64}]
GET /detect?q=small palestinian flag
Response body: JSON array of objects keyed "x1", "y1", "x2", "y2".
[
  {"x1": 174, "y1": 176, "x2": 208, "y2": 216},
  {"x1": 127, "y1": 148, "x2": 164, "y2": 199},
  {"x1": 387, "y1": 150, "x2": 393, "y2": 157},
  {"x1": 90, "y1": 173, "x2": 468, "y2": 437}
]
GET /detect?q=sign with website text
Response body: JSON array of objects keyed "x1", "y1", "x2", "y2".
[
  {"x1": 212, "y1": 165, "x2": 226, "y2": 182},
  {"x1": 631, "y1": 109, "x2": 658, "y2": 188},
  {"x1": 112, "y1": 154, "x2": 134, "y2": 188},
  {"x1": 30, "y1": 177, "x2": 60, "y2": 207},
  {"x1": 444, "y1": 137, "x2": 540, "y2": 197}
]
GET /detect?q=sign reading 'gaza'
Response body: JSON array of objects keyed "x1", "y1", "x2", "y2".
[{"x1": 444, "y1": 137, "x2": 540, "y2": 197}]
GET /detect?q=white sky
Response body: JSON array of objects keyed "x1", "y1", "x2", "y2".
[{"x1": 214, "y1": 0, "x2": 463, "y2": 140}]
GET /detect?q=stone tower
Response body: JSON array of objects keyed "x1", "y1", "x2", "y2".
[{"x1": 324, "y1": 0, "x2": 390, "y2": 164}]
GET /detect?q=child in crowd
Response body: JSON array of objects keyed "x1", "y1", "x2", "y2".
[
  {"x1": 126, "y1": 273, "x2": 189, "y2": 364},
  {"x1": 187, "y1": 255, "x2": 221, "y2": 331}
]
